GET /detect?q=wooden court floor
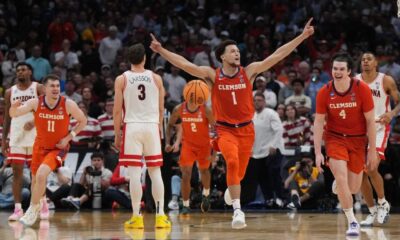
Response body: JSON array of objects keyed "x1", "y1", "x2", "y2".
[{"x1": 1, "y1": 210, "x2": 399, "y2": 239}]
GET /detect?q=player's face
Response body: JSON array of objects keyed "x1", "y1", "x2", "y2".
[
  {"x1": 332, "y1": 61, "x2": 351, "y2": 82},
  {"x1": 361, "y1": 53, "x2": 377, "y2": 72},
  {"x1": 222, "y1": 45, "x2": 240, "y2": 67},
  {"x1": 45, "y1": 79, "x2": 60, "y2": 100},
  {"x1": 16, "y1": 65, "x2": 32, "y2": 82}
]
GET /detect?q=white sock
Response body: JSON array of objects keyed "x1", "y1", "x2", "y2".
[
  {"x1": 368, "y1": 206, "x2": 377, "y2": 214},
  {"x1": 232, "y1": 199, "x2": 241, "y2": 211},
  {"x1": 343, "y1": 208, "x2": 357, "y2": 225},
  {"x1": 203, "y1": 188, "x2": 210, "y2": 197},
  {"x1": 128, "y1": 166, "x2": 143, "y2": 216},
  {"x1": 148, "y1": 167, "x2": 165, "y2": 215},
  {"x1": 183, "y1": 200, "x2": 190, "y2": 207},
  {"x1": 378, "y1": 198, "x2": 387, "y2": 205},
  {"x1": 15, "y1": 203, "x2": 22, "y2": 210}
]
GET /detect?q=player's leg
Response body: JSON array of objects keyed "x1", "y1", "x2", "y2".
[
  {"x1": 143, "y1": 123, "x2": 171, "y2": 228},
  {"x1": 179, "y1": 144, "x2": 195, "y2": 214},
  {"x1": 197, "y1": 147, "x2": 211, "y2": 212},
  {"x1": 8, "y1": 147, "x2": 26, "y2": 221},
  {"x1": 360, "y1": 172, "x2": 378, "y2": 226}
]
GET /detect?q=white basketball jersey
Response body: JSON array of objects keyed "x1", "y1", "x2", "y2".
[
  {"x1": 356, "y1": 72, "x2": 391, "y2": 118},
  {"x1": 123, "y1": 70, "x2": 160, "y2": 123},
  {"x1": 9, "y1": 82, "x2": 38, "y2": 146}
]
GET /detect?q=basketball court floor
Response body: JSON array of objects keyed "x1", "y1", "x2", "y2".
[{"x1": 1, "y1": 211, "x2": 399, "y2": 239}]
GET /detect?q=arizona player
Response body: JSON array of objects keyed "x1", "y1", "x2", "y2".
[
  {"x1": 151, "y1": 19, "x2": 314, "y2": 228},
  {"x1": 9, "y1": 74, "x2": 87, "y2": 226},
  {"x1": 314, "y1": 52, "x2": 378, "y2": 236},
  {"x1": 356, "y1": 52, "x2": 400, "y2": 227},
  {"x1": 165, "y1": 96, "x2": 214, "y2": 214},
  {"x1": 2, "y1": 62, "x2": 45, "y2": 221}
]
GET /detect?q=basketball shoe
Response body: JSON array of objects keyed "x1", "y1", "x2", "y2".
[{"x1": 124, "y1": 215, "x2": 144, "y2": 229}]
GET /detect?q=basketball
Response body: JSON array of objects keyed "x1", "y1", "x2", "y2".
[{"x1": 183, "y1": 80, "x2": 210, "y2": 105}]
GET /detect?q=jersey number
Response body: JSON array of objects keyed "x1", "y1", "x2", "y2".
[
  {"x1": 339, "y1": 109, "x2": 346, "y2": 119},
  {"x1": 231, "y1": 91, "x2": 238, "y2": 105},
  {"x1": 47, "y1": 120, "x2": 55, "y2": 132},
  {"x1": 138, "y1": 84, "x2": 146, "y2": 100},
  {"x1": 191, "y1": 123, "x2": 197, "y2": 132}
]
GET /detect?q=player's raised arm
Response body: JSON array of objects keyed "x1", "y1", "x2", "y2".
[
  {"x1": 9, "y1": 98, "x2": 38, "y2": 118},
  {"x1": 113, "y1": 75, "x2": 125, "y2": 149},
  {"x1": 245, "y1": 18, "x2": 315, "y2": 83},
  {"x1": 150, "y1": 33, "x2": 215, "y2": 84}
]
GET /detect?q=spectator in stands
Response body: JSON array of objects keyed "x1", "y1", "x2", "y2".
[
  {"x1": 1, "y1": 49, "x2": 18, "y2": 88},
  {"x1": 253, "y1": 76, "x2": 277, "y2": 109},
  {"x1": 81, "y1": 87, "x2": 103, "y2": 118},
  {"x1": 46, "y1": 165, "x2": 73, "y2": 209},
  {"x1": 276, "y1": 103, "x2": 286, "y2": 121},
  {"x1": 284, "y1": 148, "x2": 324, "y2": 210},
  {"x1": 0, "y1": 163, "x2": 30, "y2": 209},
  {"x1": 285, "y1": 79, "x2": 312, "y2": 116},
  {"x1": 98, "y1": 25, "x2": 122, "y2": 66},
  {"x1": 26, "y1": 45, "x2": 52, "y2": 81},
  {"x1": 54, "y1": 39, "x2": 79, "y2": 80},
  {"x1": 164, "y1": 65, "x2": 187, "y2": 111},
  {"x1": 278, "y1": 70, "x2": 297, "y2": 104},
  {"x1": 61, "y1": 80, "x2": 82, "y2": 103},
  {"x1": 61, "y1": 152, "x2": 112, "y2": 210},
  {"x1": 380, "y1": 54, "x2": 400, "y2": 85},
  {"x1": 98, "y1": 98, "x2": 114, "y2": 141},
  {"x1": 80, "y1": 40, "x2": 101, "y2": 76},
  {"x1": 261, "y1": 70, "x2": 281, "y2": 99},
  {"x1": 306, "y1": 67, "x2": 326, "y2": 114},
  {"x1": 70, "y1": 102, "x2": 102, "y2": 149},
  {"x1": 241, "y1": 93, "x2": 284, "y2": 206},
  {"x1": 47, "y1": 12, "x2": 76, "y2": 53},
  {"x1": 193, "y1": 40, "x2": 219, "y2": 68},
  {"x1": 104, "y1": 164, "x2": 131, "y2": 209}
]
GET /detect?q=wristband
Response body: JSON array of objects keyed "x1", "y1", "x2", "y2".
[{"x1": 70, "y1": 131, "x2": 77, "y2": 138}]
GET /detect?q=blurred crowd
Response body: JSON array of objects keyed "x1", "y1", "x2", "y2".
[{"x1": 1, "y1": 0, "x2": 400, "y2": 212}]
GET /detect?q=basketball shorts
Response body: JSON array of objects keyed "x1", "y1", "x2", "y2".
[
  {"x1": 325, "y1": 133, "x2": 367, "y2": 174},
  {"x1": 119, "y1": 122, "x2": 163, "y2": 167},
  {"x1": 31, "y1": 145, "x2": 67, "y2": 175},
  {"x1": 180, "y1": 142, "x2": 211, "y2": 169},
  {"x1": 376, "y1": 124, "x2": 390, "y2": 160},
  {"x1": 7, "y1": 146, "x2": 33, "y2": 165}
]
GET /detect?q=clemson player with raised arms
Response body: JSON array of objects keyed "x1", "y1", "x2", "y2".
[{"x1": 151, "y1": 19, "x2": 314, "y2": 229}]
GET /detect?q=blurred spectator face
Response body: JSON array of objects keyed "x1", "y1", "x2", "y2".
[
  {"x1": 78, "y1": 102, "x2": 88, "y2": 115},
  {"x1": 82, "y1": 87, "x2": 92, "y2": 100},
  {"x1": 108, "y1": 25, "x2": 118, "y2": 38},
  {"x1": 288, "y1": 71, "x2": 297, "y2": 83},
  {"x1": 253, "y1": 95, "x2": 266, "y2": 111},
  {"x1": 105, "y1": 100, "x2": 114, "y2": 115},
  {"x1": 298, "y1": 61, "x2": 310, "y2": 75},
  {"x1": 171, "y1": 66, "x2": 180, "y2": 76},
  {"x1": 101, "y1": 65, "x2": 112, "y2": 77},
  {"x1": 313, "y1": 59, "x2": 324, "y2": 70},
  {"x1": 32, "y1": 46, "x2": 42, "y2": 58},
  {"x1": 6, "y1": 50, "x2": 17, "y2": 60},
  {"x1": 62, "y1": 39, "x2": 71, "y2": 51},
  {"x1": 255, "y1": 77, "x2": 267, "y2": 91},
  {"x1": 292, "y1": 81, "x2": 304, "y2": 94},
  {"x1": 65, "y1": 81, "x2": 76, "y2": 93},
  {"x1": 277, "y1": 104, "x2": 285, "y2": 119},
  {"x1": 222, "y1": 44, "x2": 240, "y2": 67},
  {"x1": 90, "y1": 72, "x2": 99, "y2": 83},
  {"x1": 119, "y1": 62, "x2": 128, "y2": 73},
  {"x1": 105, "y1": 77, "x2": 114, "y2": 89},
  {"x1": 361, "y1": 53, "x2": 378, "y2": 72},
  {"x1": 285, "y1": 105, "x2": 296, "y2": 120},
  {"x1": 73, "y1": 74, "x2": 83, "y2": 86},
  {"x1": 91, "y1": 156, "x2": 104, "y2": 170}
]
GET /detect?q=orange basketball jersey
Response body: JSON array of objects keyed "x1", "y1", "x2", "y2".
[
  {"x1": 316, "y1": 79, "x2": 374, "y2": 136},
  {"x1": 180, "y1": 103, "x2": 209, "y2": 147},
  {"x1": 34, "y1": 96, "x2": 70, "y2": 149},
  {"x1": 212, "y1": 67, "x2": 254, "y2": 124}
]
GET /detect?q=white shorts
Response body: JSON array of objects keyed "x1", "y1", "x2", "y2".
[
  {"x1": 376, "y1": 124, "x2": 390, "y2": 160},
  {"x1": 8, "y1": 146, "x2": 33, "y2": 165},
  {"x1": 119, "y1": 122, "x2": 163, "y2": 167}
]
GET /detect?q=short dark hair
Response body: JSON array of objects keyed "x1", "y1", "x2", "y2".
[
  {"x1": 127, "y1": 43, "x2": 146, "y2": 65},
  {"x1": 362, "y1": 51, "x2": 376, "y2": 58},
  {"x1": 332, "y1": 52, "x2": 353, "y2": 71},
  {"x1": 215, "y1": 39, "x2": 237, "y2": 63},
  {"x1": 91, "y1": 152, "x2": 104, "y2": 160},
  {"x1": 254, "y1": 92, "x2": 265, "y2": 99},
  {"x1": 16, "y1": 62, "x2": 33, "y2": 72},
  {"x1": 43, "y1": 74, "x2": 60, "y2": 85},
  {"x1": 291, "y1": 78, "x2": 305, "y2": 87}
]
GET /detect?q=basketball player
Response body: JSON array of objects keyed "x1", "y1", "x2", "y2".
[
  {"x1": 9, "y1": 74, "x2": 87, "y2": 226},
  {"x1": 356, "y1": 52, "x2": 400, "y2": 226},
  {"x1": 314, "y1": 52, "x2": 379, "y2": 236},
  {"x1": 151, "y1": 19, "x2": 314, "y2": 229},
  {"x1": 165, "y1": 85, "x2": 215, "y2": 214},
  {"x1": 113, "y1": 43, "x2": 171, "y2": 229},
  {"x1": 2, "y1": 63, "x2": 45, "y2": 221}
]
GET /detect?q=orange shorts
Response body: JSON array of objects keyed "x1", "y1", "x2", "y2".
[
  {"x1": 31, "y1": 145, "x2": 68, "y2": 175},
  {"x1": 179, "y1": 142, "x2": 211, "y2": 169},
  {"x1": 325, "y1": 133, "x2": 367, "y2": 174},
  {"x1": 216, "y1": 123, "x2": 255, "y2": 185}
]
